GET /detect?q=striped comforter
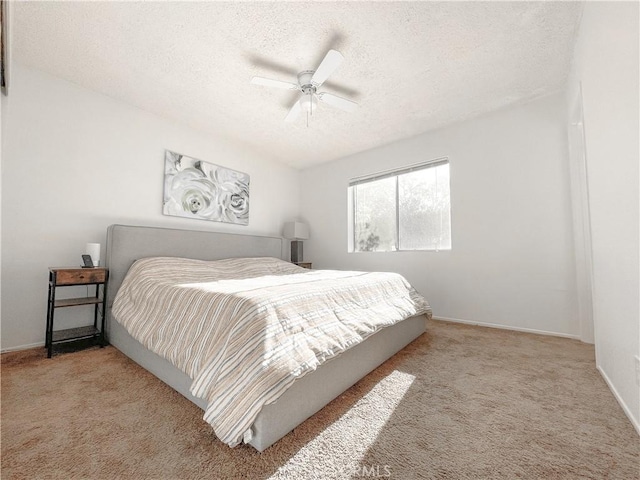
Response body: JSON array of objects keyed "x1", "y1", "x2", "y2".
[{"x1": 112, "y1": 257, "x2": 431, "y2": 447}]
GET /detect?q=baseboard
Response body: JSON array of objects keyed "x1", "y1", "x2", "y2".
[
  {"x1": 432, "y1": 316, "x2": 581, "y2": 340},
  {"x1": 1, "y1": 341, "x2": 45, "y2": 353},
  {"x1": 597, "y1": 366, "x2": 640, "y2": 436},
  {"x1": 1, "y1": 318, "x2": 580, "y2": 350}
]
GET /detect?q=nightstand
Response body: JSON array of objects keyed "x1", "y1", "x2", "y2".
[
  {"x1": 294, "y1": 262, "x2": 312, "y2": 269},
  {"x1": 45, "y1": 267, "x2": 108, "y2": 358}
]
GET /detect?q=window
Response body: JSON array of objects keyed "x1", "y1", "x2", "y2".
[{"x1": 348, "y1": 158, "x2": 451, "y2": 252}]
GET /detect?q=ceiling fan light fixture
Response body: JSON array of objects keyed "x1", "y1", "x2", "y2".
[{"x1": 299, "y1": 94, "x2": 318, "y2": 112}]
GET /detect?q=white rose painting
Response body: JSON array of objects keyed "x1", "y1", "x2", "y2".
[{"x1": 163, "y1": 150, "x2": 250, "y2": 225}]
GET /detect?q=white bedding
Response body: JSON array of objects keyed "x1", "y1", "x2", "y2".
[{"x1": 112, "y1": 256, "x2": 431, "y2": 447}]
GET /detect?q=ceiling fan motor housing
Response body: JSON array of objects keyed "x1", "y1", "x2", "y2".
[{"x1": 298, "y1": 70, "x2": 317, "y2": 93}]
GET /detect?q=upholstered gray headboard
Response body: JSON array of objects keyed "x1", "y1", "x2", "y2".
[{"x1": 105, "y1": 224, "x2": 285, "y2": 314}]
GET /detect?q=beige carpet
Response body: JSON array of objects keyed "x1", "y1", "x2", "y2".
[{"x1": 1, "y1": 320, "x2": 638, "y2": 479}]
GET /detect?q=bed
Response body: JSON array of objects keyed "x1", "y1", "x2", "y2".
[{"x1": 105, "y1": 224, "x2": 430, "y2": 451}]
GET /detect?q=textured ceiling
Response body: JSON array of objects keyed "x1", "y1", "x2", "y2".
[{"x1": 13, "y1": 1, "x2": 583, "y2": 169}]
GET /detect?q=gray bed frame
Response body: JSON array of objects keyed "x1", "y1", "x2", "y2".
[{"x1": 105, "y1": 224, "x2": 427, "y2": 451}]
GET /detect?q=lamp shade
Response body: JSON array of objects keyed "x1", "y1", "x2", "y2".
[{"x1": 283, "y1": 222, "x2": 309, "y2": 240}]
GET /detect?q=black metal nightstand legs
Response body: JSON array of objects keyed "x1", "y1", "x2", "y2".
[
  {"x1": 46, "y1": 267, "x2": 109, "y2": 358},
  {"x1": 45, "y1": 282, "x2": 56, "y2": 358}
]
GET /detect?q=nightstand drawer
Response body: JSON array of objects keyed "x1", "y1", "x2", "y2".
[{"x1": 54, "y1": 269, "x2": 106, "y2": 285}]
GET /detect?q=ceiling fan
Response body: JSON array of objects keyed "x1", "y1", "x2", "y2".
[{"x1": 251, "y1": 49, "x2": 358, "y2": 123}]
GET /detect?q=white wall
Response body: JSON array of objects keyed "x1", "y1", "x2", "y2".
[
  {"x1": 568, "y1": 1, "x2": 640, "y2": 432},
  {"x1": 1, "y1": 64, "x2": 300, "y2": 351},
  {"x1": 300, "y1": 92, "x2": 579, "y2": 338}
]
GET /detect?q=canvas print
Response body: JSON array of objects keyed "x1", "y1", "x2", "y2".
[{"x1": 163, "y1": 150, "x2": 250, "y2": 225}]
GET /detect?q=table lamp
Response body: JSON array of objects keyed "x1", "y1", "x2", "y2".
[{"x1": 283, "y1": 222, "x2": 309, "y2": 263}]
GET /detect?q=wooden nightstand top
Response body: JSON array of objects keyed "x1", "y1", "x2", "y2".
[
  {"x1": 49, "y1": 266, "x2": 108, "y2": 273},
  {"x1": 294, "y1": 262, "x2": 312, "y2": 269}
]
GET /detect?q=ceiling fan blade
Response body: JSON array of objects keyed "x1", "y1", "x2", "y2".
[
  {"x1": 285, "y1": 99, "x2": 302, "y2": 123},
  {"x1": 317, "y1": 92, "x2": 358, "y2": 112},
  {"x1": 251, "y1": 76, "x2": 299, "y2": 90},
  {"x1": 311, "y1": 50, "x2": 344, "y2": 87}
]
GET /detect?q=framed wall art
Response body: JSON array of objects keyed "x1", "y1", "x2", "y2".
[{"x1": 163, "y1": 150, "x2": 250, "y2": 225}]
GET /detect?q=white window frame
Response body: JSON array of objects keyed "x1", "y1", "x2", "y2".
[{"x1": 347, "y1": 157, "x2": 451, "y2": 253}]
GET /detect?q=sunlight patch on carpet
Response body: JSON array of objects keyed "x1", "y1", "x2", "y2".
[{"x1": 268, "y1": 370, "x2": 415, "y2": 479}]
